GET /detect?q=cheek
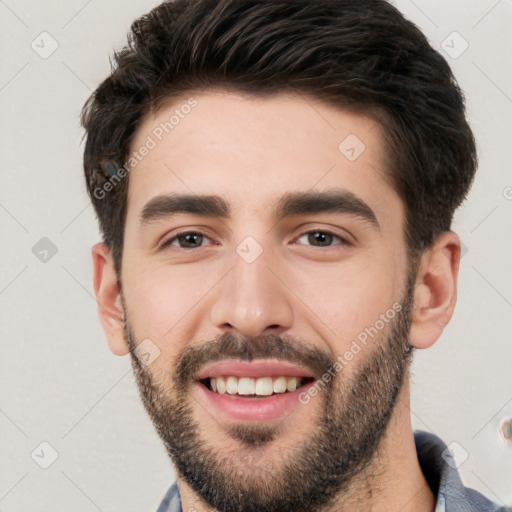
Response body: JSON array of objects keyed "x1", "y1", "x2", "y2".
[
  {"x1": 290, "y1": 254, "x2": 399, "y2": 345},
  {"x1": 123, "y1": 264, "x2": 211, "y2": 341}
]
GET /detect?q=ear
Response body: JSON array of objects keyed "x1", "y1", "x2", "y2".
[
  {"x1": 409, "y1": 231, "x2": 461, "y2": 349},
  {"x1": 91, "y1": 242, "x2": 130, "y2": 356}
]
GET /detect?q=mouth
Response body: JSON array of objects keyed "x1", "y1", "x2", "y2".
[{"x1": 194, "y1": 360, "x2": 318, "y2": 421}]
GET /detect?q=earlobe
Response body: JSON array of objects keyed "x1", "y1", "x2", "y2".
[
  {"x1": 409, "y1": 231, "x2": 461, "y2": 350},
  {"x1": 91, "y1": 242, "x2": 130, "y2": 356}
]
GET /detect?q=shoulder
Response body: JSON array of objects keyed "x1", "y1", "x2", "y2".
[{"x1": 414, "y1": 430, "x2": 509, "y2": 512}]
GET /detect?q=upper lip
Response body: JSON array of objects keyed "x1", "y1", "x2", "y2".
[{"x1": 196, "y1": 360, "x2": 316, "y2": 380}]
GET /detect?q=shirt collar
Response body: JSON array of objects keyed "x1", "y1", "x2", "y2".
[{"x1": 414, "y1": 430, "x2": 506, "y2": 512}]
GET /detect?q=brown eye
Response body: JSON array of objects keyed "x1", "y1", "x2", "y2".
[
  {"x1": 161, "y1": 231, "x2": 211, "y2": 250},
  {"x1": 297, "y1": 230, "x2": 350, "y2": 248},
  {"x1": 177, "y1": 233, "x2": 204, "y2": 248}
]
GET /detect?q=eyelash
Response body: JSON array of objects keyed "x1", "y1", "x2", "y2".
[{"x1": 159, "y1": 229, "x2": 352, "y2": 250}]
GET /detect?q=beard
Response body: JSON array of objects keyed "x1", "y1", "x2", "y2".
[{"x1": 123, "y1": 276, "x2": 415, "y2": 512}]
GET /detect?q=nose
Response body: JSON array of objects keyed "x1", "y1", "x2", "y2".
[{"x1": 209, "y1": 244, "x2": 294, "y2": 338}]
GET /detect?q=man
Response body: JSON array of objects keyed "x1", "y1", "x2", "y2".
[{"x1": 81, "y1": 0, "x2": 507, "y2": 511}]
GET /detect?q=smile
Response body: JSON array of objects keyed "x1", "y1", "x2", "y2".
[{"x1": 195, "y1": 360, "x2": 317, "y2": 421}]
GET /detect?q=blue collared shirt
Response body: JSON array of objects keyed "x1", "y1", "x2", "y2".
[{"x1": 156, "y1": 431, "x2": 508, "y2": 512}]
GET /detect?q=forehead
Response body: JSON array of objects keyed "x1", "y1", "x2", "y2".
[{"x1": 126, "y1": 90, "x2": 402, "y2": 229}]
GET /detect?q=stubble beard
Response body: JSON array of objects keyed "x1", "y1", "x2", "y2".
[{"x1": 123, "y1": 278, "x2": 415, "y2": 512}]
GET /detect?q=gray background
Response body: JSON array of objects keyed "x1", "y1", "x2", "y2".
[{"x1": 0, "y1": 0, "x2": 510, "y2": 510}]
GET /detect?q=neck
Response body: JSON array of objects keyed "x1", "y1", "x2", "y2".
[{"x1": 176, "y1": 380, "x2": 435, "y2": 512}]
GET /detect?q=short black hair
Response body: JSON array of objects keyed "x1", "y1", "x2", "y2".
[{"x1": 81, "y1": 0, "x2": 477, "y2": 278}]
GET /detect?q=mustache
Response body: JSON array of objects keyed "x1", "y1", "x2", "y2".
[{"x1": 174, "y1": 333, "x2": 335, "y2": 390}]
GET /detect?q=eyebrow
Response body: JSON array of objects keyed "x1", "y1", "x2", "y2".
[{"x1": 139, "y1": 190, "x2": 380, "y2": 231}]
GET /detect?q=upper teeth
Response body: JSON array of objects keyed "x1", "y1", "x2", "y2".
[{"x1": 210, "y1": 376, "x2": 303, "y2": 396}]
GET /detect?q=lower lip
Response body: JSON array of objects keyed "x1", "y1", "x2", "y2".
[{"x1": 195, "y1": 381, "x2": 315, "y2": 422}]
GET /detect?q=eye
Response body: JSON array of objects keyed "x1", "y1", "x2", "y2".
[
  {"x1": 159, "y1": 229, "x2": 351, "y2": 251},
  {"x1": 160, "y1": 231, "x2": 214, "y2": 250},
  {"x1": 295, "y1": 230, "x2": 351, "y2": 248}
]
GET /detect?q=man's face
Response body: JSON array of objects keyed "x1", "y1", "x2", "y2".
[{"x1": 120, "y1": 90, "x2": 413, "y2": 511}]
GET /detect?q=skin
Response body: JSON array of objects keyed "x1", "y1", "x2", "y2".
[{"x1": 92, "y1": 90, "x2": 461, "y2": 511}]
